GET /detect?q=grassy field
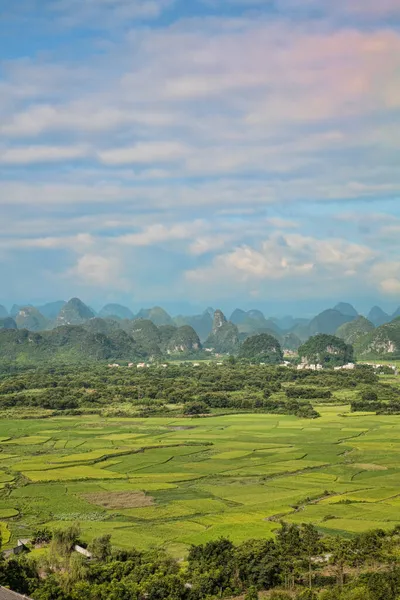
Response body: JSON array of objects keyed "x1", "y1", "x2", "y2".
[{"x1": 0, "y1": 407, "x2": 400, "y2": 556}]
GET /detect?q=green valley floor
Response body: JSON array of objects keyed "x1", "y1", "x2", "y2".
[{"x1": 0, "y1": 407, "x2": 400, "y2": 557}]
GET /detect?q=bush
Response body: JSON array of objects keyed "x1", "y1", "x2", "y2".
[
  {"x1": 183, "y1": 401, "x2": 210, "y2": 415},
  {"x1": 360, "y1": 390, "x2": 378, "y2": 402}
]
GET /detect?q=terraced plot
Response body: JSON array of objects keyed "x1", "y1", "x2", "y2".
[{"x1": 0, "y1": 407, "x2": 399, "y2": 556}]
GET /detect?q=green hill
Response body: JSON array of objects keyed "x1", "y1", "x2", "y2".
[
  {"x1": 83, "y1": 317, "x2": 123, "y2": 336},
  {"x1": 205, "y1": 310, "x2": 240, "y2": 353},
  {"x1": 298, "y1": 334, "x2": 354, "y2": 367},
  {"x1": 239, "y1": 333, "x2": 283, "y2": 364},
  {"x1": 336, "y1": 316, "x2": 375, "y2": 345},
  {"x1": 166, "y1": 325, "x2": 201, "y2": 354},
  {"x1": 121, "y1": 319, "x2": 162, "y2": 357},
  {"x1": 55, "y1": 298, "x2": 95, "y2": 326},
  {"x1": 0, "y1": 326, "x2": 146, "y2": 363},
  {"x1": 354, "y1": 317, "x2": 400, "y2": 358},
  {"x1": 15, "y1": 306, "x2": 49, "y2": 332}
]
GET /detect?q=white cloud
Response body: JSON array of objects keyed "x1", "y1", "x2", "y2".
[
  {"x1": 186, "y1": 233, "x2": 376, "y2": 293},
  {"x1": 98, "y1": 142, "x2": 189, "y2": 165},
  {"x1": 380, "y1": 278, "x2": 400, "y2": 295},
  {"x1": 0, "y1": 233, "x2": 95, "y2": 251},
  {"x1": 370, "y1": 261, "x2": 400, "y2": 296},
  {"x1": 66, "y1": 253, "x2": 126, "y2": 288},
  {"x1": 1, "y1": 104, "x2": 176, "y2": 137},
  {"x1": 0, "y1": 145, "x2": 89, "y2": 165},
  {"x1": 118, "y1": 221, "x2": 206, "y2": 246},
  {"x1": 265, "y1": 217, "x2": 299, "y2": 229},
  {"x1": 189, "y1": 235, "x2": 231, "y2": 256}
]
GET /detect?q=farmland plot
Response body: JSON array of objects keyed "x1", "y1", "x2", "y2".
[{"x1": 0, "y1": 407, "x2": 399, "y2": 555}]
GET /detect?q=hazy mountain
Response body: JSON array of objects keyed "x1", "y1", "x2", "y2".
[
  {"x1": 334, "y1": 302, "x2": 358, "y2": 318},
  {"x1": 336, "y1": 316, "x2": 375, "y2": 345},
  {"x1": 229, "y1": 308, "x2": 281, "y2": 337},
  {"x1": 272, "y1": 316, "x2": 309, "y2": 331},
  {"x1": 0, "y1": 305, "x2": 8, "y2": 319},
  {"x1": 136, "y1": 306, "x2": 173, "y2": 326},
  {"x1": 289, "y1": 322, "x2": 313, "y2": 343},
  {"x1": 15, "y1": 307, "x2": 49, "y2": 332},
  {"x1": 37, "y1": 301, "x2": 66, "y2": 319},
  {"x1": 10, "y1": 304, "x2": 29, "y2": 318},
  {"x1": 55, "y1": 298, "x2": 95, "y2": 326},
  {"x1": 308, "y1": 309, "x2": 355, "y2": 336},
  {"x1": 367, "y1": 306, "x2": 391, "y2": 327},
  {"x1": 281, "y1": 332, "x2": 302, "y2": 351},
  {"x1": 354, "y1": 317, "x2": 400, "y2": 358},
  {"x1": 230, "y1": 308, "x2": 247, "y2": 325},
  {"x1": 174, "y1": 310, "x2": 213, "y2": 342},
  {"x1": 0, "y1": 317, "x2": 17, "y2": 330},
  {"x1": 99, "y1": 304, "x2": 134, "y2": 320},
  {"x1": 392, "y1": 306, "x2": 400, "y2": 320}
]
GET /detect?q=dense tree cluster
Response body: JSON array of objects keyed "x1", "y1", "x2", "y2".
[
  {"x1": 0, "y1": 362, "x2": 386, "y2": 418},
  {"x1": 1, "y1": 523, "x2": 400, "y2": 600}
]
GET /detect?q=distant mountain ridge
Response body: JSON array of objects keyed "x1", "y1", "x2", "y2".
[
  {"x1": 99, "y1": 304, "x2": 135, "y2": 320},
  {"x1": 1, "y1": 297, "x2": 400, "y2": 352}
]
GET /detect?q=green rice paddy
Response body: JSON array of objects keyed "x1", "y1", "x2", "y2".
[{"x1": 1, "y1": 406, "x2": 400, "y2": 556}]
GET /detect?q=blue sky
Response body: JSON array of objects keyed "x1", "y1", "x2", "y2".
[{"x1": 0, "y1": 0, "x2": 400, "y2": 316}]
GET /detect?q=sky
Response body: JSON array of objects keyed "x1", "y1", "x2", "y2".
[{"x1": 0, "y1": 0, "x2": 400, "y2": 316}]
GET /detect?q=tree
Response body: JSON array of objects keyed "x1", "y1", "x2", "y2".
[
  {"x1": 330, "y1": 537, "x2": 352, "y2": 588},
  {"x1": 301, "y1": 523, "x2": 322, "y2": 589},
  {"x1": 89, "y1": 534, "x2": 112, "y2": 562},
  {"x1": 276, "y1": 522, "x2": 302, "y2": 589},
  {"x1": 49, "y1": 523, "x2": 81, "y2": 570},
  {"x1": 244, "y1": 585, "x2": 259, "y2": 600},
  {"x1": 235, "y1": 539, "x2": 280, "y2": 590},
  {"x1": 183, "y1": 401, "x2": 210, "y2": 415}
]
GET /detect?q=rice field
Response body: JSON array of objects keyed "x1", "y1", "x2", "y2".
[{"x1": 0, "y1": 406, "x2": 400, "y2": 555}]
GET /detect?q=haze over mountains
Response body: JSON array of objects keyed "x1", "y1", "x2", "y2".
[{"x1": 1, "y1": 297, "x2": 400, "y2": 362}]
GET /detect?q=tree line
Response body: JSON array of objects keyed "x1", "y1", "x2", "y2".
[{"x1": 1, "y1": 522, "x2": 400, "y2": 600}]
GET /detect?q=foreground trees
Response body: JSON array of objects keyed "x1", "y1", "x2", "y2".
[{"x1": 1, "y1": 523, "x2": 397, "y2": 600}]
